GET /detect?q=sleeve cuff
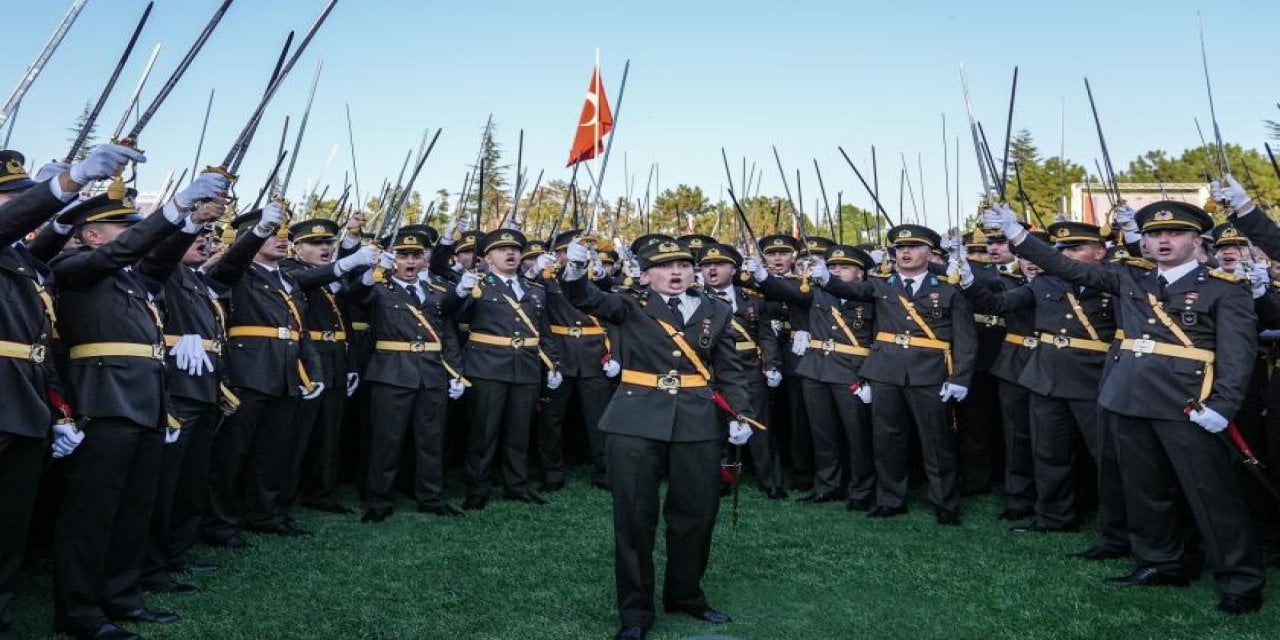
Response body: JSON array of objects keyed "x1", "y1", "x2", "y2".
[
  {"x1": 48, "y1": 178, "x2": 76, "y2": 203},
  {"x1": 161, "y1": 201, "x2": 187, "y2": 225}
]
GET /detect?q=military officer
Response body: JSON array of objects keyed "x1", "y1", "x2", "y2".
[
  {"x1": 51, "y1": 166, "x2": 227, "y2": 638},
  {"x1": 986, "y1": 198, "x2": 1264, "y2": 614},
  {"x1": 451, "y1": 228, "x2": 562, "y2": 510},
  {"x1": 755, "y1": 233, "x2": 813, "y2": 491},
  {"x1": 802, "y1": 224, "x2": 977, "y2": 524},
  {"x1": 561, "y1": 236, "x2": 757, "y2": 640},
  {"x1": 349, "y1": 226, "x2": 465, "y2": 521}
]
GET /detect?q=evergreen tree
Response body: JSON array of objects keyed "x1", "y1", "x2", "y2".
[{"x1": 66, "y1": 101, "x2": 97, "y2": 161}]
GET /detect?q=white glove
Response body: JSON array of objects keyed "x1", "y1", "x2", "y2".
[
  {"x1": 68, "y1": 143, "x2": 145, "y2": 184},
  {"x1": 1213, "y1": 174, "x2": 1254, "y2": 214},
  {"x1": 1188, "y1": 406, "x2": 1229, "y2": 433},
  {"x1": 602, "y1": 358, "x2": 621, "y2": 377},
  {"x1": 566, "y1": 239, "x2": 592, "y2": 266},
  {"x1": 981, "y1": 203, "x2": 1024, "y2": 242},
  {"x1": 743, "y1": 257, "x2": 769, "y2": 283},
  {"x1": 1249, "y1": 264, "x2": 1270, "y2": 299},
  {"x1": 625, "y1": 263, "x2": 642, "y2": 279},
  {"x1": 441, "y1": 218, "x2": 458, "y2": 245},
  {"x1": 534, "y1": 253, "x2": 556, "y2": 273},
  {"x1": 808, "y1": 258, "x2": 830, "y2": 285},
  {"x1": 939, "y1": 382, "x2": 968, "y2": 402},
  {"x1": 950, "y1": 255, "x2": 974, "y2": 288},
  {"x1": 728, "y1": 420, "x2": 752, "y2": 446},
  {"x1": 790, "y1": 330, "x2": 811, "y2": 356},
  {"x1": 165, "y1": 427, "x2": 181, "y2": 445},
  {"x1": 378, "y1": 250, "x2": 396, "y2": 270},
  {"x1": 853, "y1": 382, "x2": 872, "y2": 404},
  {"x1": 300, "y1": 382, "x2": 325, "y2": 400},
  {"x1": 346, "y1": 372, "x2": 360, "y2": 397},
  {"x1": 1113, "y1": 204, "x2": 1138, "y2": 233},
  {"x1": 455, "y1": 270, "x2": 480, "y2": 297},
  {"x1": 869, "y1": 249, "x2": 887, "y2": 266},
  {"x1": 170, "y1": 334, "x2": 214, "y2": 376},
  {"x1": 546, "y1": 370, "x2": 563, "y2": 390},
  {"x1": 448, "y1": 378, "x2": 466, "y2": 400},
  {"x1": 255, "y1": 201, "x2": 285, "y2": 235},
  {"x1": 35, "y1": 160, "x2": 71, "y2": 183},
  {"x1": 50, "y1": 422, "x2": 85, "y2": 459},
  {"x1": 336, "y1": 245, "x2": 379, "y2": 273},
  {"x1": 175, "y1": 171, "x2": 231, "y2": 209},
  {"x1": 764, "y1": 369, "x2": 782, "y2": 388}
]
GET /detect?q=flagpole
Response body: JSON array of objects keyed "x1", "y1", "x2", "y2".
[
  {"x1": 593, "y1": 47, "x2": 602, "y2": 232},
  {"x1": 588, "y1": 57, "x2": 629, "y2": 236}
]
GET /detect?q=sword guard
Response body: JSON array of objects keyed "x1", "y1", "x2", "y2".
[{"x1": 203, "y1": 165, "x2": 239, "y2": 183}]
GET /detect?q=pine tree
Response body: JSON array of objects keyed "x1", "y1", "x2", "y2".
[{"x1": 66, "y1": 101, "x2": 97, "y2": 160}]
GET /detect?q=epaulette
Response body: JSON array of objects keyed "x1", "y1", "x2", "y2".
[
  {"x1": 868, "y1": 269, "x2": 890, "y2": 279},
  {"x1": 427, "y1": 283, "x2": 447, "y2": 293},
  {"x1": 1209, "y1": 269, "x2": 1246, "y2": 284},
  {"x1": 740, "y1": 287, "x2": 763, "y2": 299},
  {"x1": 525, "y1": 279, "x2": 544, "y2": 289},
  {"x1": 1118, "y1": 256, "x2": 1155, "y2": 271}
]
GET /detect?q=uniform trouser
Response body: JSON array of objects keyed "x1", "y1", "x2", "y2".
[
  {"x1": 958, "y1": 370, "x2": 1001, "y2": 493},
  {"x1": 538, "y1": 375, "x2": 612, "y2": 485},
  {"x1": 290, "y1": 383, "x2": 345, "y2": 505},
  {"x1": 1112, "y1": 413, "x2": 1265, "y2": 596},
  {"x1": 802, "y1": 378, "x2": 873, "y2": 500},
  {"x1": 607, "y1": 434, "x2": 720, "y2": 630},
  {"x1": 870, "y1": 382, "x2": 959, "y2": 514},
  {"x1": 365, "y1": 383, "x2": 449, "y2": 509},
  {"x1": 0, "y1": 433, "x2": 44, "y2": 630},
  {"x1": 54, "y1": 420, "x2": 162, "y2": 633},
  {"x1": 996, "y1": 380, "x2": 1035, "y2": 511},
  {"x1": 741, "y1": 379, "x2": 781, "y2": 490},
  {"x1": 141, "y1": 397, "x2": 217, "y2": 588},
  {"x1": 466, "y1": 379, "x2": 538, "y2": 498},
  {"x1": 204, "y1": 389, "x2": 299, "y2": 540},
  {"x1": 1028, "y1": 394, "x2": 1097, "y2": 528},
  {"x1": 784, "y1": 377, "x2": 812, "y2": 484}
]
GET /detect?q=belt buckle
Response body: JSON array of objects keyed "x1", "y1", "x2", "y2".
[
  {"x1": 821, "y1": 338, "x2": 836, "y2": 354},
  {"x1": 1022, "y1": 336, "x2": 1039, "y2": 349},
  {"x1": 1131, "y1": 339, "x2": 1156, "y2": 355},
  {"x1": 658, "y1": 370, "x2": 681, "y2": 392},
  {"x1": 894, "y1": 333, "x2": 911, "y2": 347},
  {"x1": 152, "y1": 344, "x2": 166, "y2": 360},
  {"x1": 322, "y1": 330, "x2": 336, "y2": 342},
  {"x1": 569, "y1": 327, "x2": 582, "y2": 338},
  {"x1": 410, "y1": 341, "x2": 427, "y2": 353},
  {"x1": 1052, "y1": 335, "x2": 1070, "y2": 349},
  {"x1": 510, "y1": 336, "x2": 526, "y2": 348},
  {"x1": 29, "y1": 344, "x2": 46, "y2": 364},
  {"x1": 277, "y1": 327, "x2": 292, "y2": 340}
]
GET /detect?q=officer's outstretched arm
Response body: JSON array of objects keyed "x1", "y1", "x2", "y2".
[{"x1": 1010, "y1": 232, "x2": 1122, "y2": 295}]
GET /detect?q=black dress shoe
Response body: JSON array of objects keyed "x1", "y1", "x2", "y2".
[
  {"x1": 592, "y1": 479, "x2": 610, "y2": 491},
  {"x1": 418, "y1": 503, "x2": 464, "y2": 517},
  {"x1": 303, "y1": 500, "x2": 354, "y2": 515},
  {"x1": 663, "y1": 603, "x2": 732, "y2": 624},
  {"x1": 204, "y1": 534, "x2": 250, "y2": 549},
  {"x1": 541, "y1": 480, "x2": 566, "y2": 492},
  {"x1": 996, "y1": 507, "x2": 1034, "y2": 521},
  {"x1": 1011, "y1": 522, "x2": 1076, "y2": 533},
  {"x1": 765, "y1": 487, "x2": 788, "y2": 500},
  {"x1": 1104, "y1": 567, "x2": 1190, "y2": 588},
  {"x1": 1069, "y1": 546, "x2": 1130, "y2": 561},
  {"x1": 1218, "y1": 593, "x2": 1263, "y2": 615},
  {"x1": 614, "y1": 626, "x2": 647, "y2": 640},
  {"x1": 845, "y1": 498, "x2": 873, "y2": 512},
  {"x1": 60, "y1": 622, "x2": 140, "y2": 640},
  {"x1": 866, "y1": 505, "x2": 908, "y2": 518},
  {"x1": 792, "y1": 480, "x2": 814, "y2": 492},
  {"x1": 170, "y1": 560, "x2": 219, "y2": 575},
  {"x1": 141, "y1": 580, "x2": 200, "y2": 594},
  {"x1": 462, "y1": 495, "x2": 488, "y2": 511},
  {"x1": 504, "y1": 491, "x2": 548, "y2": 505},
  {"x1": 108, "y1": 607, "x2": 181, "y2": 624},
  {"x1": 934, "y1": 509, "x2": 961, "y2": 526},
  {"x1": 361, "y1": 507, "x2": 392, "y2": 523},
  {"x1": 796, "y1": 491, "x2": 843, "y2": 504}
]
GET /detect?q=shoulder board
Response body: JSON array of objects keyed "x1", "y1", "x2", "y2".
[
  {"x1": 1120, "y1": 257, "x2": 1156, "y2": 271},
  {"x1": 868, "y1": 270, "x2": 890, "y2": 279},
  {"x1": 1209, "y1": 270, "x2": 1246, "y2": 284},
  {"x1": 999, "y1": 270, "x2": 1023, "y2": 281},
  {"x1": 428, "y1": 283, "x2": 447, "y2": 293},
  {"x1": 525, "y1": 279, "x2": 544, "y2": 289},
  {"x1": 740, "y1": 287, "x2": 763, "y2": 299}
]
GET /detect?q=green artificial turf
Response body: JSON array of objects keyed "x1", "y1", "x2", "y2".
[{"x1": 11, "y1": 472, "x2": 1278, "y2": 639}]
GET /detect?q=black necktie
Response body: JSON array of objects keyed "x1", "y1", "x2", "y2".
[
  {"x1": 903, "y1": 278, "x2": 915, "y2": 296},
  {"x1": 506, "y1": 278, "x2": 519, "y2": 299},
  {"x1": 406, "y1": 284, "x2": 421, "y2": 305},
  {"x1": 1157, "y1": 275, "x2": 1169, "y2": 301},
  {"x1": 667, "y1": 296, "x2": 683, "y2": 323}
]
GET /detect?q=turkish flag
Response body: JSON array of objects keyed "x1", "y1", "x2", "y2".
[{"x1": 566, "y1": 65, "x2": 613, "y2": 166}]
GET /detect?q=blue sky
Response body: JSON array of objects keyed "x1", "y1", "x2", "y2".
[{"x1": 6, "y1": 0, "x2": 1278, "y2": 231}]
